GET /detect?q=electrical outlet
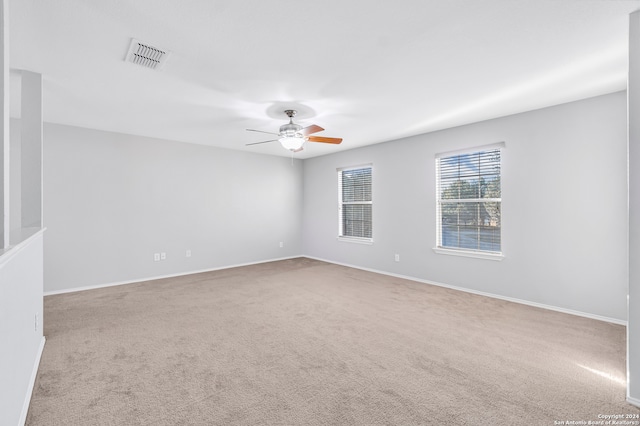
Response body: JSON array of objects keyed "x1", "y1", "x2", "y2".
[
  {"x1": 161, "y1": 252, "x2": 166, "y2": 260},
  {"x1": 394, "y1": 254, "x2": 400, "y2": 262},
  {"x1": 186, "y1": 249, "x2": 191, "y2": 258},
  {"x1": 279, "y1": 242, "x2": 284, "y2": 248},
  {"x1": 154, "y1": 253, "x2": 160, "y2": 262}
]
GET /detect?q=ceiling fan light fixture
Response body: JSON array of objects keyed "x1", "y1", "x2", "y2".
[
  {"x1": 279, "y1": 135, "x2": 305, "y2": 151},
  {"x1": 246, "y1": 109, "x2": 341, "y2": 152}
]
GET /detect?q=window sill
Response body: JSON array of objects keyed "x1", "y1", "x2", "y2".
[
  {"x1": 432, "y1": 247, "x2": 504, "y2": 261},
  {"x1": 338, "y1": 236, "x2": 374, "y2": 245}
]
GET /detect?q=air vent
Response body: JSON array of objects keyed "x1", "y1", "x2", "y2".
[{"x1": 125, "y1": 39, "x2": 170, "y2": 70}]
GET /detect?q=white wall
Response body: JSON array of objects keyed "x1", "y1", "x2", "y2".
[
  {"x1": 627, "y1": 10, "x2": 640, "y2": 407},
  {"x1": 303, "y1": 91, "x2": 628, "y2": 322},
  {"x1": 43, "y1": 123, "x2": 303, "y2": 293},
  {"x1": 1, "y1": 2, "x2": 46, "y2": 423},
  {"x1": 43, "y1": 93, "x2": 628, "y2": 317},
  {"x1": 0, "y1": 232, "x2": 44, "y2": 426}
]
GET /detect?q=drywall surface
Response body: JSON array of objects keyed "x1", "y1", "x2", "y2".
[
  {"x1": 43, "y1": 124, "x2": 303, "y2": 293},
  {"x1": 0, "y1": 232, "x2": 44, "y2": 426},
  {"x1": 627, "y1": 11, "x2": 640, "y2": 406},
  {"x1": 10, "y1": 119, "x2": 21, "y2": 232},
  {"x1": 303, "y1": 91, "x2": 628, "y2": 322}
]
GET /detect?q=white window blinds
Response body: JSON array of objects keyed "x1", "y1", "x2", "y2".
[
  {"x1": 436, "y1": 147, "x2": 501, "y2": 253},
  {"x1": 338, "y1": 166, "x2": 372, "y2": 240}
]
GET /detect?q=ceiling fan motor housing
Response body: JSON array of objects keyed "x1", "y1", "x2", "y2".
[{"x1": 279, "y1": 122, "x2": 303, "y2": 138}]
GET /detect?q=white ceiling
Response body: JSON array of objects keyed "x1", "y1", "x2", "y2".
[{"x1": 9, "y1": 0, "x2": 640, "y2": 158}]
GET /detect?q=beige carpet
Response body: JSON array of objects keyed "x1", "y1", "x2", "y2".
[{"x1": 27, "y1": 258, "x2": 639, "y2": 425}]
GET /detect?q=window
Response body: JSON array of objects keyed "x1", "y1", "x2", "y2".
[
  {"x1": 436, "y1": 145, "x2": 502, "y2": 257},
  {"x1": 338, "y1": 165, "x2": 372, "y2": 242}
]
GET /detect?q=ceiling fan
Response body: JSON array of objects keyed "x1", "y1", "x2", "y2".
[{"x1": 246, "y1": 110, "x2": 342, "y2": 152}]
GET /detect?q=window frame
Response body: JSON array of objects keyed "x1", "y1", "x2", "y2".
[
  {"x1": 337, "y1": 164, "x2": 373, "y2": 244},
  {"x1": 434, "y1": 143, "x2": 504, "y2": 261}
]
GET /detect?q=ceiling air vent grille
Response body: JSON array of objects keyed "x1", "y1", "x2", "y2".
[{"x1": 125, "y1": 39, "x2": 170, "y2": 70}]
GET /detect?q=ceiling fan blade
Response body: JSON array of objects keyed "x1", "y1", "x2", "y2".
[
  {"x1": 307, "y1": 136, "x2": 342, "y2": 144},
  {"x1": 246, "y1": 129, "x2": 279, "y2": 136},
  {"x1": 301, "y1": 124, "x2": 324, "y2": 136},
  {"x1": 245, "y1": 139, "x2": 278, "y2": 146}
]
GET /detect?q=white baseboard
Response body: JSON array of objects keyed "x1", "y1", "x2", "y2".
[
  {"x1": 44, "y1": 256, "x2": 303, "y2": 296},
  {"x1": 628, "y1": 395, "x2": 640, "y2": 408},
  {"x1": 19, "y1": 336, "x2": 45, "y2": 426},
  {"x1": 305, "y1": 255, "x2": 628, "y2": 326}
]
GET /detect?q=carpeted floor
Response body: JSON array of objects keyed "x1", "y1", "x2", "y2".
[{"x1": 26, "y1": 258, "x2": 639, "y2": 425}]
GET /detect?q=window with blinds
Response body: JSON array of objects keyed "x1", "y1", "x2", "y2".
[
  {"x1": 338, "y1": 165, "x2": 372, "y2": 241},
  {"x1": 436, "y1": 146, "x2": 502, "y2": 254}
]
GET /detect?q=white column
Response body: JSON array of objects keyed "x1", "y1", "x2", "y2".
[
  {"x1": 628, "y1": 10, "x2": 640, "y2": 408},
  {"x1": 20, "y1": 70, "x2": 42, "y2": 229},
  {"x1": 9, "y1": 95, "x2": 20, "y2": 232},
  {"x1": 0, "y1": 0, "x2": 8, "y2": 248}
]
